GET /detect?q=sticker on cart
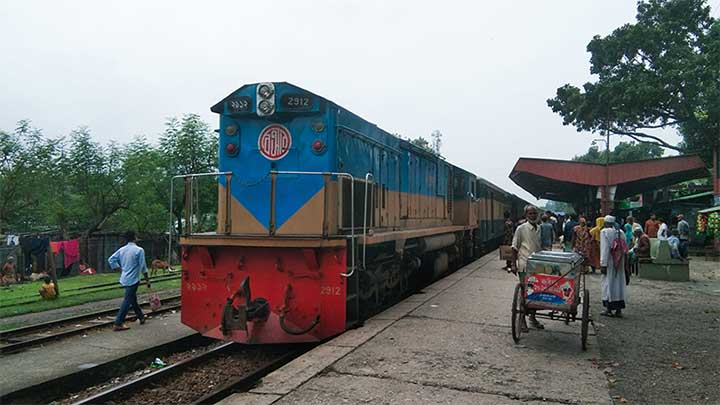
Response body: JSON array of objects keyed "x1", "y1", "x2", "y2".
[{"x1": 525, "y1": 274, "x2": 575, "y2": 305}]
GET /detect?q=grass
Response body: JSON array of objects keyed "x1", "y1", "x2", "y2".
[{"x1": 0, "y1": 273, "x2": 181, "y2": 319}]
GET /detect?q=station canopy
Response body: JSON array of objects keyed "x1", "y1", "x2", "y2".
[{"x1": 509, "y1": 155, "x2": 709, "y2": 202}]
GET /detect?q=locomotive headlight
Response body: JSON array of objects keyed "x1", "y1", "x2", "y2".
[
  {"x1": 225, "y1": 125, "x2": 238, "y2": 136},
  {"x1": 256, "y1": 82, "x2": 275, "y2": 117},
  {"x1": 258, "y1": 100, "x2": 274, "y2": 115},
  {"x1": 258, "y1": 84, "x2": 274, "y2": 98}
]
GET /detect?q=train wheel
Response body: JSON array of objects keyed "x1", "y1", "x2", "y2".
[
  {"x1": 511, "y1": 283, "x2": 524, "y2": 343},
  {"x1": 581, "y1": 289, "x2": 589, "y2": 351}
]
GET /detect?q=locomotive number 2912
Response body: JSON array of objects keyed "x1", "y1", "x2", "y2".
[
  {"x1": 320, "y1": 286, "x2": 341, "y2": 296},
  {"x1": 281, "y1": 93, "x2": 312, "y2": 110}
]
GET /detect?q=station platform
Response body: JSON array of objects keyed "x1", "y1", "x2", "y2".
[
  {"x1": 221, "y1": 252, "x2": 612, "y2": 405},
  {"x1": 0, "y1": 310, "x2": 195, "y2": 397}
]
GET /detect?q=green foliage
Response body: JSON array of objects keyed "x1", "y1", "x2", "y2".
[
  {"x1": 573, "y1": 141, "x2": 665, "y2": 163},
  {"x1": 548, "y1": 0, "x2": 719, "y2": 162},
  {"x1": 159, "y1": 114, "x2": 219, "y2": 235},
  {"x1": 0, "y1": 114, "x2": 218, "y2": 236},
  {"x1": 410, "y1": 136, "x2": 432, "y2": 152},
  {"x1": 544, "y1": 200, "x2": 576, "y2": 215},
  {"x1": 410, "y1": 133, "x2": 442, "y2": 155},
  {"x1": 0, "y1": 121, "x2": 56, "y2": 232}
]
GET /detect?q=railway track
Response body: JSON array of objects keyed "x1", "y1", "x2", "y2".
[
  {"x1": 0, "y1": 293, "x2": 182, "y2": 354},
  {"x1": 0, "y1": 333, "x2": 215, "y2": 404},
  {"x1": 70, "y1": 343, "x2": 308, "y2": 405}
]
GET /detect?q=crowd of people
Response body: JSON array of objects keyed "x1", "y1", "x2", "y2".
[{"x1": 504, "y1": 206, "x2": 692, "y2": 322}]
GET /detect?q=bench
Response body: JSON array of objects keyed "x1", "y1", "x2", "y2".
[{"x1": 638, "y1": 239, "x2": 689, "y2": 282}]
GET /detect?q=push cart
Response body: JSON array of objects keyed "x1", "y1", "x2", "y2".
[{"x1": 511, "y1": 251, "x2": 591, "y2": 350}]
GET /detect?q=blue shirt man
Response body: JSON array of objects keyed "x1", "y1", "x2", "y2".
[
  {"x1": 563, "y1": 216, "x2": 578, "y2": 252},
  {"x1": 108, "y1": 231, "x2": 150, "y2": 330},
  {"x1": 539, "y1": 215, "x2": 555, "y2": 250},
  {"x1": 109, "y1": 240, "x2": 148, "y2": 286}
]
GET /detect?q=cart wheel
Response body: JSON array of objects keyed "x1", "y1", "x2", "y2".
[
  {"x1": 581, "y1": 289, "x2": 589, "y2": 351},
  {"x1": 511, "y1": 283, "x2": 524, "y2": 343}
]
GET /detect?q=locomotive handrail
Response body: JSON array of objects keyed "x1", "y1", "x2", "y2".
[
  {"x1": 167, "y1": 171, "x2": 233, "y2": 266},
  {"x1": 270, "y1": 170, "x2": 366, "y2": 278},
  {"x1": 363, "y1": 173, "x2": 374, "y2": 271}
]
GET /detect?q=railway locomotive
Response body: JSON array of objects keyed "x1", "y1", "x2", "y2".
[{"x1": 180, "y1": 82, "x2": 528, "y2": 344}]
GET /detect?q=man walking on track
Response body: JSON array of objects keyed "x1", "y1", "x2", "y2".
[
  {"x1": 511, "y1": 205, "x2": 544, "y2": 330},
  {"x1": 108, "y1": 231, "x2": 151, "y2": 331}
]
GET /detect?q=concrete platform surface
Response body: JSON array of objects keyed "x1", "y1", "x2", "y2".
[
  {"x1": 0, "y1": 310, "x2": 194, "y2": 396},
  {"x1": 222, "y1": 253, "x2": 611, "y2": 404}
]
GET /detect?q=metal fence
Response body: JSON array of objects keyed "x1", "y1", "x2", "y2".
[
  {"x1": 1, "y1": 232, "x2": 176, "y2": 276},
  {"x1": 82, "y1": 233, "x2": 174, "y2": 273}
]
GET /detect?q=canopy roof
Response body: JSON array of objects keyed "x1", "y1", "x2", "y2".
[{"x1": 509, "y1": 155, "x2": 709, "y2": 202}]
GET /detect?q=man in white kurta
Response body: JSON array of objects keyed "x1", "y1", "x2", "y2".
[
  {"x1": 600, "y1": 216, "x2": 628, "y2": 317},
  {"x1": 512, "y1": 205, "x2": 544, "y2": 330}
]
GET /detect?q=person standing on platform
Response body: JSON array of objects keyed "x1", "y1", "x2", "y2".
[
  {"x1": 540, "y1": 214, "x2": 554, "y2": 250},
  {"x1": 657, "y1": 217, "x2": 669, "y2": 241},
  {"x1": 676, "y1": 214, "x2": 690, "y2": 259},
  {"x1": 667, "y1": 229, "x2": 682, "y2": 259},
  {"x1": 502, "y1": 211, "x2": 515, "y2": 272},
  {"x1": 645, "y1": 213, "x2": 660, "y2": 238},
  {"x1": 511, "y1": 205, "x2": 544, "y2": 330},
  {"x1": 573, "y1": 217, "x2": 592, "y2": 273},
  {"x1": 589, "y1": 216, "x2": 605, "y2": 272},
  {"x1": 624, "y1": 216, "x2": 635, "y2": 246},
  {"x1": 563, "y1": 214, "x2": 578, "y2": 252},
  {"x1": 108, "y1": 231, "x2": 151, "y2": 331},
  {"x1": 600, "y1": 216, "x2": 628, "y2": 317}
]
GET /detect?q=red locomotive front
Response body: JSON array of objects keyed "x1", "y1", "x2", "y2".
[{"x1": 181, "y1": 244, "x2": 347, "y2": 343}]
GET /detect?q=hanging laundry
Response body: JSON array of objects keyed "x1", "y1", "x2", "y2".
[
  {"x1": 62, "y1": 239, "x2": 80, "y2": 269},
  {"x1": 30, "y1": 237, "x2": 50, "y2": 272},
  {"x1": 50, "y1": 241, "x2": 62, "y2": 255},
  {"x1": 20, "y1": 237, "x2": 33, "y2": 275}
]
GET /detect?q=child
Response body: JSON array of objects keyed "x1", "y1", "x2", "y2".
[
  {"x1": 2, "y1": 257, "x2": 16, "y2": 286},
  {"x1": 39, "y1": 276, "x2": 57, "y2": 299}
]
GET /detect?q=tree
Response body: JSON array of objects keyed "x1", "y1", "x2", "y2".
[
  {"x1": 0, "y1": 121, "x2": 55, "y2": 232},
  {"x1": 573, "y1": 141, "x2": 665, "y2": 163},
  {"x1": 547, "y1": 0, "x2": 720, "y2": 162},
  {"x1": 110, "y1": 137, "x2": 168, "y2": 233},
  {"x1": 431, "y1": 130, "x2": 442, "y2": 154},
  {"x1": 410, "y1": 136, "x2": 432, "y2": 152},
  {"x1": 63, "y1": 127, "x2": 128, "y2": 235},
  {"x1": 410, "y1": 133, "x2": 442, "y2": 155},
  {"x1": 545, "y1": 200, "x2": 576, "y2": 215},
  {"x1": 159, "y1": 114, "x2": 218, "y2": 237}
]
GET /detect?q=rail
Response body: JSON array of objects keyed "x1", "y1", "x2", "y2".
[
  {"x1": 169, "y1": 170, "x2": 373, "y2": 279},
  {"x1": 167, "y1": 171, "x2": 232, "y2": 265},
  {"x1": 270, "y1": 170, "x2": 372, "y2": 278}
]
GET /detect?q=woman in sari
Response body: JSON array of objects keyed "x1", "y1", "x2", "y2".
[
  {"x1": 588, "y1": 216, "x2": 605, "y2": 273},
  {"x1": 572, "y1": 217, "x2": 592, "y2": 272}
]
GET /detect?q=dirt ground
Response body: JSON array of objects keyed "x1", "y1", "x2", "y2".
[{"x1": 591, "y1": 257, "x2": 720, "y2": 404}]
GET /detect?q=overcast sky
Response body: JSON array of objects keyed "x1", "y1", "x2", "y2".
[{"x1": 2, "y1": 1, "x2": 702, "y2": 202}]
